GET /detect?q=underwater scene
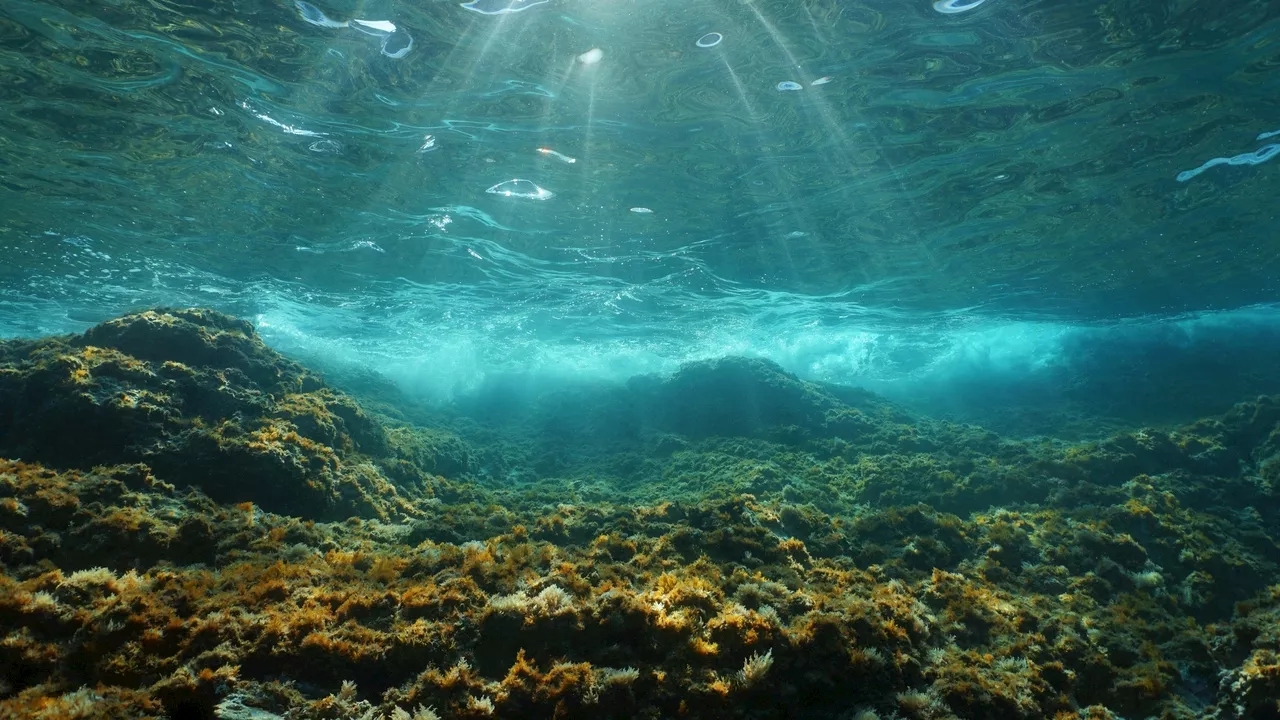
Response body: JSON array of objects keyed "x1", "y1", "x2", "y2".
[{"x1": 3, "y1": 0, "x2": 1280, "y2": 717}]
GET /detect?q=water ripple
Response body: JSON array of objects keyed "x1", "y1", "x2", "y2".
[{"x1": 2, "y1": 0, "x2": 1280, "y2": 383}]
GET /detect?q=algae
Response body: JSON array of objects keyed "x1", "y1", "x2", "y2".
[{"x1": 1, "y1": 309, "x2": 1280, "y2": 719}]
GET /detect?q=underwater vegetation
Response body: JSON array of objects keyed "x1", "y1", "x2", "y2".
[{"x1": 3, "y1": 309, "x2": 1280, "y2": 718}]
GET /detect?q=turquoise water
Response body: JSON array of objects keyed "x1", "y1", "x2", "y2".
[{"x1": 2, "y1": 0, "x2": 1279, "y2": 432}]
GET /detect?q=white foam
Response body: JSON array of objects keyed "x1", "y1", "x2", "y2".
[{"x1": 243, "y1": 301, "x2": 1280, "y2": 416}]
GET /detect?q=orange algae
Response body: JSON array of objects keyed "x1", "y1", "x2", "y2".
[{"x1": 0, "y1": 311, "x2": 1279, "y2": 718}]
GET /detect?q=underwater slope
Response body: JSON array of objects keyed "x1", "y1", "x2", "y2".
[{"x1": 4, "y1": 310, "x2": 1280, "y2": 718}]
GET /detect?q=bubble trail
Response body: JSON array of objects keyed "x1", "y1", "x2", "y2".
[{"x1": 1176, "y1": 144, "x2": 1280, "y2": 182}]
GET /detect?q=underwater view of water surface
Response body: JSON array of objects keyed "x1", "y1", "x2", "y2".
[{"x1": 3, "y1": 0, "x2": 1280, "y2": 717}]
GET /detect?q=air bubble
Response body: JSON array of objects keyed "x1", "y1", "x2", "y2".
[
  {"x1": 1177, "y1": 143, "x2": 1280, "y2": 182},
  {"x1": 351, "y1": 19, "x2": 396, "y2": 33},
  {"x1": 296, "y1": 1, "x2": 347, "y2": 28},
  {"x1": 537, "y1": 148, "x2": 577, "y2": 164},
  {"x1": 380, "y1": 30, "x2": 413, "y2": 58},
  {"x1": 776, "y1": 81, "x2": 802, "y2": 91},
  {"x1": 696, "y1": 32, "x2": 723, "y2": 48},
  {"x1": 296, "y1": 2, "x2": 411, "y2": 58},
  {"x1": 932, "y1": 0, "x2": 987, "y2": 14},
  {"x1": 486, "y1": 179, "x2": 554, "y2": 200}
]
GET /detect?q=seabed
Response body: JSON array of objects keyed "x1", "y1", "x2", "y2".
[{"x1": 2, "y1": 309, "x2": 1280, "y2": 719}]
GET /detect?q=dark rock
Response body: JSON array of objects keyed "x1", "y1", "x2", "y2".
[
  {"x1": 628, "y1": 357, "x2": 832, "y2": 438},
  {"x1": 79, "y1": 308, "x2": 321, "y2": 395},
  {"x1": 0, "y1": 308, "x2": 417, "y2": 520}
]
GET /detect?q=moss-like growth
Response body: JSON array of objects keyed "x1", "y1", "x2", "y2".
[
  {"x1": 0, "y1": 309, "x2": 423, "y2": 520},
  {"x1": 2, "y1": 309, "x2": 1280, "y2": 719}
]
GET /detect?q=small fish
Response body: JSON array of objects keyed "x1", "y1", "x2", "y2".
[
  {"x1": 810, "y1": 76, "x2": 832, "y2": 86},
  {"x1": 629, "y1": 207, "x2": 653, "y2": 214}
]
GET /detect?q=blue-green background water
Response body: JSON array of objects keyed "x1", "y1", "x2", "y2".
[{"x1": 2, "y1": 0, "x2": 1279, "y2": 433}]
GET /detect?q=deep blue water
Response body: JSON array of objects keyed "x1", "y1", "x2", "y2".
[{"x1": 2, "y1": 0, "x2": 1279, "y2": 433}]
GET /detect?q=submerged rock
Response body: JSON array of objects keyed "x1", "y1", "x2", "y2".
[
  {"x1": 629, "y1": 357, "x2": 830, "y2": 438},
  {"x1": 81, "y1": 308, "x2": 320, "y2": 395},
  {"x1": 2, "y1": 308, "x2": 1280, "y2": 720},
  {"x1": 0, "y1": 308, "x2": 415, "y2": 520}
]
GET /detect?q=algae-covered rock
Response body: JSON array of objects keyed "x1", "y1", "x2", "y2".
[
  {"x1": 5, "y1": 309, "x2": 1280, "y2": 720},
  {"x1": 80, "y1": 308, "x2": 320, "y2": 395},
  {"x1": 0, "y1": 309, "x2": 413, "y2": 520},
  {"x1": 629, "y1": 357, "x2": 831, "y2": 439}
]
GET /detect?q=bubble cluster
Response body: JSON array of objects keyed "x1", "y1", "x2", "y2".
[{"x1": 294, "y1": 1, "x2": 412, "y2": 58}]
